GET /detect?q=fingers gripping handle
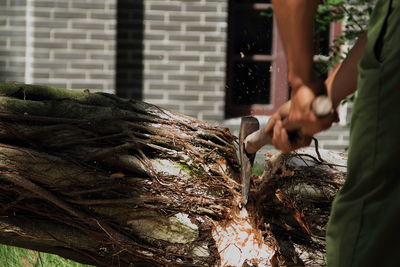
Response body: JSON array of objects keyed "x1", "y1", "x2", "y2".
[
  {"x1": 244, "y1": 129, "x2": 272, "y2": 154},
  {"x1": 244, "y1": 95, "x2": 333, "y2": 154},
  {"x1": 311, "y1": 95, "x2": 332, "y2": 119}
]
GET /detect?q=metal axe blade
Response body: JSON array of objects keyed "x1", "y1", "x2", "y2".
[{"x1": 239, "y1": 116, "x2": 260, "y2": 206}]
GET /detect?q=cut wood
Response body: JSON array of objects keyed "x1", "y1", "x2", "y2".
[{"x1": 0, "y1": 83, "x2": 346, "y2": 266}]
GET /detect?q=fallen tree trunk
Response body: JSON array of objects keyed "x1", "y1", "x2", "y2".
[{"x1": 0, "y1": 83, "x2": 346, "y2": 266}]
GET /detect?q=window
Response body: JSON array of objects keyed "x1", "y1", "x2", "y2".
[
  {"x1": 225, "y1": 0, "x2": 342, "y2": 118},
  {"x1": 225, "y1": 0, "x2": 287, "y2": 118}
]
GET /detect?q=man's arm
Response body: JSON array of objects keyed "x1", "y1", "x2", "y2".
[
  {"x1": 271, "y1": 0, "x2": 319, "y2": 90},
  {"x1": 271, "y1": 0, "x2": 333, "y2": 140},
  {"x1": 267, "y1": 33, "x2": 368, "y2": 152},
  {"x1": 326, "y1": 32, "x2": 368, "y2": 109}
]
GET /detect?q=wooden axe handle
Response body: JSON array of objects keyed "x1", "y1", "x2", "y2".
[{"x1": 244, "y1": 95, "x2": 332, "y2": 154}]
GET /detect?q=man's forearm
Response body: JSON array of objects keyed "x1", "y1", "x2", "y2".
[
  {"x1": 271, "y1": 0, "x2": 319, "y2": 91},
  {"x1": 325, "y1": 32, "x2": 367, "y2": 108}
]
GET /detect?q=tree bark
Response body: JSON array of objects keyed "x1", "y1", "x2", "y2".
[{"x1": 0, "y1": 83, "x2": 345, "y2": 266}]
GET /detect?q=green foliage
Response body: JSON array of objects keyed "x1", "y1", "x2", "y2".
[
  {"x1": 314, "y1": 0, "x2": 377, "y2": 104},
  {"x1": 0, "y1": 245, "x2": 92, "y2": 267},
  {"x1": 315, "y1": 0, "x2": 377, "y2": 65}
]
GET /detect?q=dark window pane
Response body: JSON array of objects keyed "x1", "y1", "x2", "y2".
[
  {"x1": 314, "y1": 29, "x2": 330, "y2": 56},
  {"x1": 233, "y1": 8, "x2": 273, "y2": 55},
  {"x1": 232, "y1": 61, "x2": 271, "y2": 105}
]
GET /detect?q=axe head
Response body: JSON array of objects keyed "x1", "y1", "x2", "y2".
[{"x1": 239, "y1": 116, "x2": 260, "y2": 206}]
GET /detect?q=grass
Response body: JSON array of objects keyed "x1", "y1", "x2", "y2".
[
  {"x1": 0, "y1": 245, "x2": 92, "y2": 267},
  {"x1": 251, "y1": 162, "x2": 265, "y2": 176}
]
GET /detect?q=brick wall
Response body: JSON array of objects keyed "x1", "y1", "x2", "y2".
[
  {"x1": 0, "y1": 0, "x2": 116, "y2": 93},
  {"x1": 142, "y1": 0, "x2": 228, "y2": 121},
  {"x1": 31, "y1": 0, "x2": 115, "y2": 92},
  {"x1": 0, "y1": 0, "x2": 27, "y2": 82}
]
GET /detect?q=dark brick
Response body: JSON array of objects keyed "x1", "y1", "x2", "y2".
[
  {"x1": 90, "y1": 33, "x2": 114, "y2": 40},
  {"x1": 90, "y1": 73, "x2": 114, "y2": 80},
  {"x1": 185, "y1": 45, "x2": 216, "y2": 52},
  {"x1": 9, "y1": 20, "x2": 25, "y2": 27},
  {"x1": 169, "y1": 15, "x2": 201, "y2": 22},
  {"x1": 70, "y1": 63, "x2": 104, "y2": 69},
  {"x1": 54, "y1": 12, "x2": 87, "y2": 19},
  {"x1": 34, "y1": 21, "x2": 68, "y2": 29},
  {"x1": 204, "y1": 75, "x2": 224, "y2": 82},
  {"x1": 33, "y1": 11, "x2": 51, "y2": 18},
  {"x1": 72, "y1": 22, "x2": 105, "y2": 30},
  {"x1": 90, "y1": 12, "x2": 114, "y2": 20},
  {"x1": 34, "y1": 32, "x2": 51, "y2": 38},
  {"x1": 144, "y1": 54, "x2": 164, "y2": 60},
  {"x1": 204, "y1": 95, "x2": 223, "y2": 102},
  {"x1": 150, "y1": 44, "x2": 181, "y2": 51},
  {"x1": 33, "y1": 62, "x2": 68, "y2": 69},
  {"x1": 54, "y1": 32, "x2": 87, "y2": 39},
  {"x1": 205, "y1": 15, "x2": 226, "y2": 22},
  {"x1": 10, "y1": 0, "x2": 26, "y2": 6},
  {"x1": 0, "y1": 10, "x2": 24, "y2": 16},
  {"x1": 71, "y1": 43, "x2": 104, "y2": 50},
  {"x1": 150, "y1": 24, "x2": 181, "y2": 31},
  {"x1": 169, "y1": 35, "x2": 200, "y2": 42},
  {"x1": 144, "y1": 74, "x2": 164, "y2": 80},
  {"x1": 149, "y1": 84, "x2": 180, "y2": 90},
  {"x1": 33, "y1": 42, "x2": 68, "y2": 49},
  {"x1": 185, "y1": 65, "x2": 215, "y2": 72},
  {"x1": 10, "y1": 40, "x2": 26, "y2": 47},
  {"x1": 184, "y1": 85, "x2": 215, "y2": 91},
  {"x1": 9, "y1": 61, "x2": 25, "y2": 68},
  {"x1": 186, "y1": 25, "x2": 217, "y2": 32},
  {"x1": 54, "y1": 52, "x2": 86, "y2": 60},
  {"x1": 0, "y1": 30, "x2": 25, "y2": 36},
  {"x1": 33, "y1": 1, "x2": 68, "y2": 8},
  {"x1": 149, "y1": 64, "x2": 180, "y2": 71},
  {"x1": 169, "y1": 74, "x2": 200, "y2": 82},
  {"x1": 33, "y1": 52, "x2": 50, "y2": 59},
  {"x1": 169, "y1": 55, "x2": 200, "y2": 61},
  {"x1": 144, "y1": 14, "x2": 165, "y2": 21},
  {"x1": 33, "y1": 72, "x2": 50, "y2": 79},
  {"x1": 185, "y1": 5, "x2": 217, "y2": 12},
  {"x1": 169, "y1": 94, "x2": 199, "y2": 101},
  {"x1": 90, "y1": 53, "x2": 114, "y2": 60},
  {"x1": 0, "y1": 51, "x2": 24, "y2": 57},
  {"x1": 144, "y1": 34, "x2": 165, "y2": 41},
  {"x1": 204, "y1": 56, "x2": 224, "y2": 62},
  {"x1": 150, "y1": 4, "x2": 181, "y2": 11},
  {"x1": 72, "y1": 2, "x2": 105, "y2": 9},
  {"x1": 0, "y1": 71, "x2": 25, "y2": 78},
  {"x1": 204, "y1": 36, "x2": 226, "y2": 42},
  {"x1": 53, "y1": 73, "x2": 86, "y2": 79}
]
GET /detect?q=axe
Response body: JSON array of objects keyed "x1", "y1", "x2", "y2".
[{"x1": 239, "y1": 95, "x2": 332, "y2": 206}]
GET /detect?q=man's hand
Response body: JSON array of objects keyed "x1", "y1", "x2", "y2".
[
  {"x1": 284, "y1": 82, "x2": 337, "y2": 136},
  {"x1": 265, "y1": 89, "x2": 337, "y2": 153}
]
